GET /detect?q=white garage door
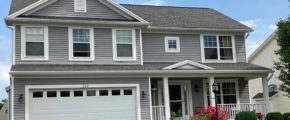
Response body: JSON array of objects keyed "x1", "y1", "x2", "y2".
[{"x1": 29, "y1": 87, "x2": 137, "y2": 120}]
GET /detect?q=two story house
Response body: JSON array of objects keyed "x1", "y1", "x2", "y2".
[{"x1": 5, "y1": 0, "x2": 273, "y2": 120}]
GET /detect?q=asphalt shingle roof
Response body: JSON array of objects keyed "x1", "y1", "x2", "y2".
[
  {"x1": 253, "y1": 92, "x2": 278, "y2": 99},
  {"x1": 122, "y1": 4, "x2": 251, "y2": 30},
  {"x1": 11, "y1": 62, "x2": 271, "y2": 71},
  {"x1": 8, "y1": 0, "x2": 251, "y2": 30}
]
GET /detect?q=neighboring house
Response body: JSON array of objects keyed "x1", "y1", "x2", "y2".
[
  {"x1": 0, "y1": 87, "x2": 10, "y2": 120},
  {"x1": 248, "y1": 32, "x2": 290, "y2": 113},
  {"x1": 5, "y1": 0, "x2": 273, "y2": 120}
]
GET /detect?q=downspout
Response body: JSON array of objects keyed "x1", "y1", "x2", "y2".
[{"x1": 267, "y1": 72, "x2": 274, "y2": 81}]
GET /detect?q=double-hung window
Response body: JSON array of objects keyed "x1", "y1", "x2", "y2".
[
  {"x1": 205, "y1": 80, "x2": 238, "y2": 105},
  {"x1": 165, "y1": 36, "x2": 180, "y2": 52},
  {"x1": 21, "y1": 26, "x2": 48, "y2": 60},
  {"x1": 113, "y1": 29, "x2": 136, "y2": 61},
  {"x1": 69, "y1": 28, "x2": 94, "y2": 61},
  {"x1": 202, "y1": 35, "x2": 235, "y2": 62}
]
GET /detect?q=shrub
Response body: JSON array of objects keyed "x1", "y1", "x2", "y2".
[
  {"x1": 283, "y1": 113, "x2": 290, "y2": 120},
  {"x1": 191, "y1": 116, "x2": 210, "y2": 120},
  {"x1": 266, "y1": 112, "x2": 283, "y2": 120},
  {"x1": 235, "y1": 111, "x2": 257, "y2": 120}
]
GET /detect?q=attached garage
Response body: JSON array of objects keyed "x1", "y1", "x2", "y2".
[{"x1": 25, "y1": 84, "x2": 141, "y2": 120}]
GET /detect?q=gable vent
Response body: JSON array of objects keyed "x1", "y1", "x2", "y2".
[{"x1": 74, "y1": 0, "x2": 87, "y2": 12}]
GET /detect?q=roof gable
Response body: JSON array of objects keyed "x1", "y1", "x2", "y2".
[
  {"x1": 7, "y1": 0, "x2": 148, "y2": 23},
  {"x1": 26, "y1": 0, "x2": 129, "y2": 20},
  {"x1": 163, "y1": 60, "x2": 214, "y2": 70}
]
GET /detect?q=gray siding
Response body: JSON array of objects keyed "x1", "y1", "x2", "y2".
[
  {"x1": 30, "y1": 0, "x2": 128, "y2": 20},
  {"x1": 143, "y1": 33, "x2": 201, "y2": 62},
  {"x1": 13, "y1": 77, "x2": 150, "y2": 120},
  {"x1": 235, "y1": 35, "x2": 247, "y2": 62},
  {"x1": 142, "y1": 33, "x2": 247, "y2": 62},
  {"x1": 15, "y1": 26, "x2": 142, "y2": 65},
  {"x1": 239, "y1": 78, "x2": 250, "y2": 103}
]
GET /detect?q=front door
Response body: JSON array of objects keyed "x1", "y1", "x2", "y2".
[{"x1": 169, "y1": 81, "x2": 192, "y2": 118}]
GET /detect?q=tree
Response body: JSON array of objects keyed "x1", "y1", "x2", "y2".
[{"x1": 274, "y1": 16, "x2": 290, "y2": 97}]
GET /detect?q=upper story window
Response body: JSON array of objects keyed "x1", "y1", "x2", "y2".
[
  {"x1": 201, "y1": 35, "x2": 236, "y2": 63},
  {"x1": 21, "y1": 26, "x2": 49, "y2": 60},
  {"x1": 112, "y1": 29, "x2": 136, "y2": 61},
  {"x1": 74, "y1": 0, "x2": 87, "y2": 12},
  {"x1": 165, "y1": 36, "x2": 180, "y2": 53},
  {"x1": 69, "y1": 27, "x2": 94, "y2": 61}
]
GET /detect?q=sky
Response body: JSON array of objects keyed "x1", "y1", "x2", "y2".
[{"x1": 0, "y1": 0, "x2": 289, "y2": 100}]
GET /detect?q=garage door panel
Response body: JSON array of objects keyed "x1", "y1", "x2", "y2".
[{"x1": 29, "y1": 87, "x2": 137, "y2": 120}]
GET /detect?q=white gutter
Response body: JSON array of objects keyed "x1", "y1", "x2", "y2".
[
  {"x1": 147, "y1": 26, "x2": 252, "y2": 32},
  {"x1": 10, "y1": 70, "x2": 273, "y2": 75},
  {"x1": 5, "y1": 17, "x2": 150, "y2": 26}
]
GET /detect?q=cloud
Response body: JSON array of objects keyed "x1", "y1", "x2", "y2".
[
  {"x1": 240, "y1": 19, "x2": 262, "y2": 28},
  {"x1": 268, "y1": 24, "x2": 277, "y2": 31},
  {"x1": 246, "y1": 39, "x2": 264, "y2": 56},
  {"x1": 141, "y1": 0, "x2": 164, "y2": 5}
]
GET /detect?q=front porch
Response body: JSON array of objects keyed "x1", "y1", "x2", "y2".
[{"x1": 150, "y1": 77, "x2": 270, "y2": 120}]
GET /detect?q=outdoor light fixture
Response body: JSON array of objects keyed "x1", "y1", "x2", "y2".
[
  {"x1": 142, "y1": 91, "x2": 146, "y2": 98},
  {"x1": 19, "y1": 94, "x2": 24, "y2": 103},
  {"x1": 212, "y1": 82, "x2": 219, "y2": 120}
]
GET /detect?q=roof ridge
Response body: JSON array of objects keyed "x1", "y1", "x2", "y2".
[{"x1": 121, "y1": 4, "x2": 211, "y2": 10}]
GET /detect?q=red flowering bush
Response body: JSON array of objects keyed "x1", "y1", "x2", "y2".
[
  {"x1": 191, "y1": 106, "x2": 229, "y2": 120},
  {"x1": 256, "y1": 112, "x2": 264, "y2": 120}
]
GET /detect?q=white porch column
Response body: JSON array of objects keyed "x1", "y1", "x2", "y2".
[
  {"x1": 163, "y1": 77, "x2": 170, "y2": 120},
  {"x1": 262, "y1": 77, "x2": 271, "y2": 113},
  {"x1": 208, "y1": 76, "x2": 216, "y2": 106}
]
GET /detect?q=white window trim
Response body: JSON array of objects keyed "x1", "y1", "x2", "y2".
[
  {"x1": 112, "y1": 28, "x2": 137, "y2": 61},
  {"x1": 74, "y1": 0, "x2": 87, "y2": 12},
  {"x1": 21, "y1": 25, "x2": 49, "y2": 61},
  {"x1": 200, "y1": 34, "x2": 237, "y2": 63},
  {"x1": 165, "y1": 36, "x2": 180, "y2": 53},
  {"x1": 203, "y1": 79, "x2": 240, "y2": 107},
  {"x1": 25, "y1": 84, "x2": 141, "y2": 120},
  {"x1": 68, "y1": 27, "x2": 95, "y2": 61}
]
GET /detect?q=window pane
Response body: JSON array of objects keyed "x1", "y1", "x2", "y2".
[
  {"x1": 117, "y1": 30, "x2": 132, "y2": 44},
  {"x1": 26, "y1": 27, "x2": 43, "y2": 35},
  {"x1": 60, "y1": 91, "x2": 70, "y2": 97},
  {"x1": 222, "y1": 83, "x2": 236, "y2": 94},
  {"x1": 205, "y1": 48, "x2": 218, "y2": 59},
  {"x1": 170, "y1": 102, "x2": 183, "y2": 117},
  {"x1": 223, "y1": 95, "x2": 237, "y2": 104},
  {"x1": 117, "y1": 44, "x2": 133, "y2": 57},
  {"x1": 220, "y1": 48, "x2": 233, "y2": 60},
  {"x1": 124, "y1": 89, "x2": 132, "y2": 95},
  {"x1": 169, "y1": 85, "x2": 181, "y2": 100},
  {"x1": 74, "y1": 91, "x2": 83, "y2": 97},
  {"x1": 73, "y1": 43, "x2": 90, "y2": 57},
  {"x1": 33, "y1": 92, "x2": 43, "y2": 98},
  {"x1": 87, "y1": 90, "x2": 96, "y2": 96},
  {"x1": 26, "y1": 42, "x2": 44, "y2": 56},
  {"x1": 47, "y1": 91, "x2": 57, "y2": 98},
  {"x1": 204, "y1": 36, "x2": 217, "y2": 47},
  {"x1": 112, "y1": 90, "x2": 121, "y2": 96},
  {"x1": 26, "y1": 35, "x2": 44, "y2": 42},
  {"x1": 219, "y1": 36, "x2": 232, "y2": 47},
  {"x1": 99, "y1": 90, "x2": 108, "y2": 96},
  {"x1": 168, "y1": 40, "x2": 177, "y2": 49},
  {"x1": 73, "y1": 29, "x2": 90, "y2": 43}
]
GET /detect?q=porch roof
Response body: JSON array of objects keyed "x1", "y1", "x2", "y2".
[{"x1": 11, "y1": 62, "x2": 271, "y2": 71}]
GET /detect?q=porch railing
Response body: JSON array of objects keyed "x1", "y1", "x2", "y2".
[
  {"x1": 152, "y1": 105, "x2": 166, "y2": 120},
  {"x1": 218, "y1": 103, "x2": 267, "y2": 120}
]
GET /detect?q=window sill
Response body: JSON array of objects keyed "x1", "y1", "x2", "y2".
[
  {"x1": 202, "y1": 60, "x2": 236, "y2": 63},
  {"x1": 165, "y1": 50, "x2": 180, "y2": 53},
  {"x1": 113, "y1": 57, "x2": 137, "y2": 62},
  {"x1": 69, "y1": 57, "x2": 95, "y2": 62},
  {"x1": 21, "y1": 56, "x2": 49, "y2": 61}
]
